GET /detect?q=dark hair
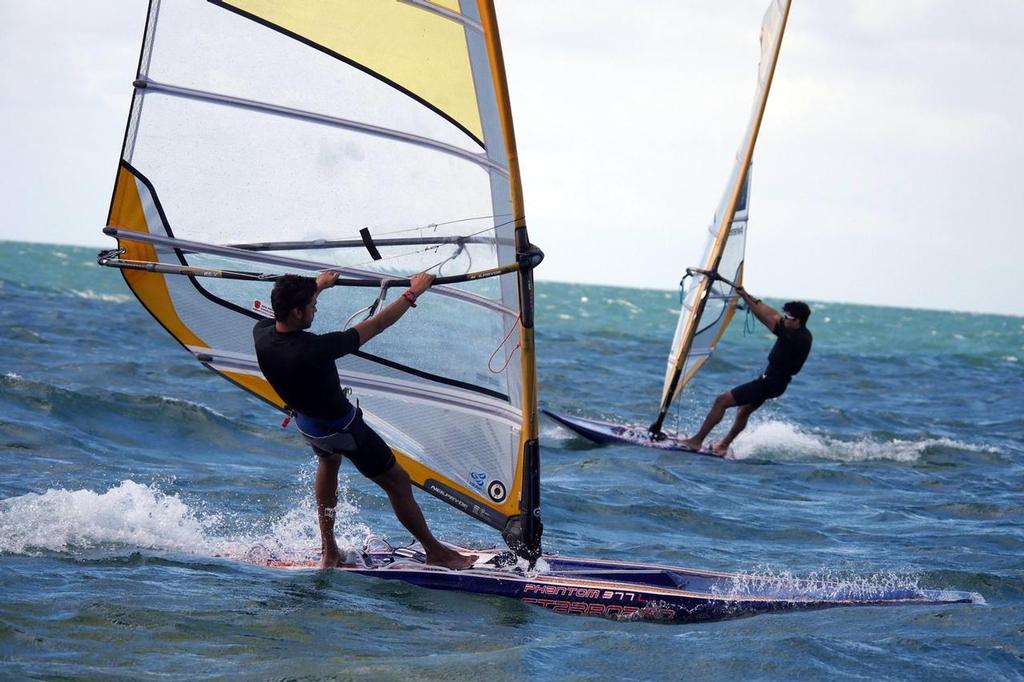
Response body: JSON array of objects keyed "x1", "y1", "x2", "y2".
[
  {"x1": 783, "y1": 301, "x2": 811, "y2": 327},
  {"x1": 271, "y1": 275, "x2": 317, "y2": 321}
]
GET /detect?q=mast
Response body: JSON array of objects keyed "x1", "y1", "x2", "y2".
[{"x1": 478, "y1": 0, "x2": 543, "y2": 562}]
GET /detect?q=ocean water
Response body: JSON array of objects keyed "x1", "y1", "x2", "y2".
[{"x1": 1, "y1": 241, "x2": 1021, "y2": 681}]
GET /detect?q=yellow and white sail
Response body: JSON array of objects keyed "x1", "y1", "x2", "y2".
[
  {"x1": 652, "y1": 0, "x2": 791, "y2": 433},
  {"x1": 104, "y1": 0, "x2": 541, "y2": 558}
]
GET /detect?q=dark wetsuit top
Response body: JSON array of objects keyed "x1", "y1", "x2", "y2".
[
  {"x1": 252, "y1": 319, "x2": 360, "y2": 420},
  {"x1": 731, "y1": 319, "x2": 812, "y2": 407},
  {"x1": 253, "y1": 320, "x2": 395, "y2": 477},
  {"x1": 765, "y1": 319, "x2": 813, "y2": 380}
]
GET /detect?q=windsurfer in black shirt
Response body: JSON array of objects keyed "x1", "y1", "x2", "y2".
[
  {"x1": 254, "y1": 271, "x2": 477, "y2": 570},
  {"x1": 680, "y1": 288, "x2": 812, "y2": 456}
]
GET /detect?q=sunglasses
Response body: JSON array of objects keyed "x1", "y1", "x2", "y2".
[{"x1": 783, "y1": 313, "x2": 797, "y2": 321}]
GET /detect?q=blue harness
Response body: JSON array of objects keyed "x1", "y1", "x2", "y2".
[{"x1": 295, "y1": 404, "x2": 357, "y2": 438}]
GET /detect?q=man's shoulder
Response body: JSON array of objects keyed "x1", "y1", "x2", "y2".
[
  {"x1": 253, "y1": 318, "x2": 274, "y2": 341},
  {"x1": 795, "y1": 326, "x2": 813, "y2": 352}
]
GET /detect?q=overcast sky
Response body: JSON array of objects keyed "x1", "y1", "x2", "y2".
[{"x1": 1, "y1": 1, "x2": 1021, "y2": 316}]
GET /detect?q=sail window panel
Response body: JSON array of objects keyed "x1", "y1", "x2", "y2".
[
  {"x1": 128, "y1": 93, "x2": 502, "y2": 261},
  {"x1": 164, "y1": 270, "x2": 260, "y2": 355},
  {"x1": 127, "y1": 93, "x2": 521, "y2": 402},
  {"x1": 209, "y1": 0, "x2": 484, "y2": 144},
  {"x1": 332, "y1": 291, "x2": 520, "y2": 402},
  {"x1": 361, "y1": 393, "x2": 519, "y2": 497},
  {"x1": 180, "y1": 259, "x2": 519, "y2": 400},
  {"x1": 118, "y1": 172, "x2": 260, "y2": 356},
  {"x1": 141, "y1": 0, "x2": 480, "y2": 154},
  {"x1": 716, "y1": 221, "x2": 747, "y2": 290}
]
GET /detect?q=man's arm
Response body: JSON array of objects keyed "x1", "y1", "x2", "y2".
[
  {"x1": 315, "y1": 271, "x2": 338, "y2": 293},
  {"x1": 352, "y1": 272, "x2": 434, "y2": 345},
  {"x1": 736, "y1": 285, "x2": 781, "y2": 331}
]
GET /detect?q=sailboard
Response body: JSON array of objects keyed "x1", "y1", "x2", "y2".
[
  {"x1": 101, "y1": 0, "x2": 976, "y2": 623},
  {"x1": 546, "y1": 0, "x2": 790, "y2": 453},
  {"x1": 230, "y1": 538, "x2": 978, "y2": 624}
]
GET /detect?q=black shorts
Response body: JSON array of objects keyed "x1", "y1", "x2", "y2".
[
  {"x1": 730, "y1": 374, "x2": 789, "y2": 409},
  {"x1": 300, "y1": 409, "x2": 396, "y2": 479}
]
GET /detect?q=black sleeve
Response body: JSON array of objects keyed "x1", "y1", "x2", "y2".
[
  {"x1": 772, "y1": 319, "x2": 784, "y2": 337},
  {"x1": 316, "y1": 328, "x2": 361, "y2": 359}
]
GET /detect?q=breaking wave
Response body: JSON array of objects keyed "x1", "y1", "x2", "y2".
[{"x1": 0, "y1": 480, "x2": 371, "y2": 563}]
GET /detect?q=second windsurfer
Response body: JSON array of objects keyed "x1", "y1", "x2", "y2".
[{"x1": 679, "y1": 287, "x2": 812, "y2": 456}]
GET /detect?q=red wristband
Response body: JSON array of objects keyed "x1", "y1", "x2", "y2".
[{"x1": 402, "y1": 289, "x2": 418, "y2": 307}]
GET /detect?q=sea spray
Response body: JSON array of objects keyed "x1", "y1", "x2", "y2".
[{"x1": 731, "y1": 419, "x2": 997, "y2": 463}]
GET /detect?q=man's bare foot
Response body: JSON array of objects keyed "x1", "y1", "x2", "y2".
[
  {"x1": 320, "y1": 550, "x2": 341, "y2": 569},
  {"x1": 710, "y1": 442, "x2": 730, "y2": 457},
  {"x1": 319, "y1": 548, "x2": 364, "y2": 569},
  {"x1": 680, "y1": 437, "x2": 703, "y2": 452},
  {"x1": 425, "y1": 546, "x2": 478, "y2": 570}
]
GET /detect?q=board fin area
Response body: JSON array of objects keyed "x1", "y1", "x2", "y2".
[{"x1": 543, "y1": 410, "x2": 728, "y2": 458}]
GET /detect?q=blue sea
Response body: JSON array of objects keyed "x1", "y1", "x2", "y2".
[{"x1": 1, "y1": 241, "x2": 1021, "y2": 681}]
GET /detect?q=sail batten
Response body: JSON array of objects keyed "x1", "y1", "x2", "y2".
[{"x1": 399, "y1": 0, "x2": 484, "y2": 31}]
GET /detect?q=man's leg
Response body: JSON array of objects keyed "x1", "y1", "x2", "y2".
[
  {"x1": 681, "y1": 391, "x2": 737, "y2": 451},
  {"x1": 712, "y1": 402, "x2": 759, "y2": 455},
  {"x1": 372, "y1": 462, "x2": 477, "y2": 570},
  {"x1": 314, "y1": 449, "x2": 345, "y2": 568}
]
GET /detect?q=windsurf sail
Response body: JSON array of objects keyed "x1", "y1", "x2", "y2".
[
  {"x1": 650, "y1": 0, "x2": 791, "y2": 435},
  {"x1": 101, "y1": 0, "x2": 542, "y2": 560}
]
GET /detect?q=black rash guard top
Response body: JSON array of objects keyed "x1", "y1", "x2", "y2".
[
  {"x1": 253, "y1": 319, "x2": 360, "y2": 420},
  {"x1": 765, "y1": 319, "x2": 812, "y2": 379}
]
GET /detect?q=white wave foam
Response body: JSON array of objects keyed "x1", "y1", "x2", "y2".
[
  {"x1": 0, "y1": 479, "x2": 371, "y2": 562},
  {"x1": 71, "y1": 289, "x2": 132, "y2": 303},
  {"x1": 604, "y1": 298, "x2": 642, "y2": 313},
  {"x1": 0, "y1": 480, "x2": 213, "y2": 555},
  {"x1": 730, "y1": 419, "x2": 995, "y2": 463},
  {"x1": 540, "y1": 418, "x2": 575, "y2": 443}
]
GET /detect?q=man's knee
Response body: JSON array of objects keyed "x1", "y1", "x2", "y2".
[
  {"x1": 315, "y1": 448, "x2": 343, "y2": 467},
  {"x1": 373, "y1": 461, "x2": 410, "y2": 493},
  {"x1": 715, "y1": 392, "x2": 735, "y2": 408}
]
